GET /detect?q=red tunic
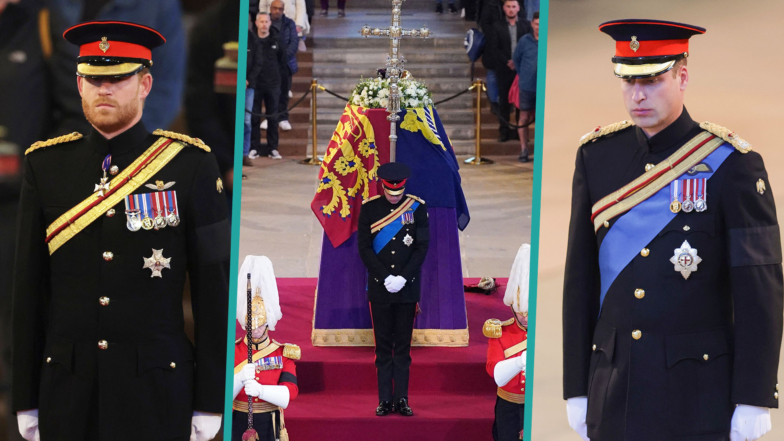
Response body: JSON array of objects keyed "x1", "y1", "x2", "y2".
[
  {"x1": 234, "y1": 338, "x2": 298, "y2": 411},
  {"x1": 486, "y1": 320, "x2": 527, "y2": 402}
]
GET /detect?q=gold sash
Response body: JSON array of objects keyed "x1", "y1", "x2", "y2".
[
  {"x1": 233, "y1": 342, "x2": 281, "y2": 374},
  {"x1": 370, "y1": 197, "x2": 416, "y2": 233},
  {"x1": 504, "y1": 340, "x2": 527, "y2": 359},
  {"x1": 45, "y1": 137, "x2": 185, "y2": 255}
]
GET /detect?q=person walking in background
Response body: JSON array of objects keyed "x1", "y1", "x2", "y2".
[
  {"x1": 251, "y1": 12, "x2": 284, "y2": 160},
  {"x1": 268, "y1": 0, "x2": 298, "y2": 133},
  {"x1": 435, "y1": 0, "x2": 457, "y2": 14},
  {"x1": 320, "y1": 0, "x2": 346, "y2": 17},
  {"x1": 485, "y1": 0, "x2": 531, "y2": 142},
  {"x1": 513, "y1": 11, "x2": 538, "y2": 162}
]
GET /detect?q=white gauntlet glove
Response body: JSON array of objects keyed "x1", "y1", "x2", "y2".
[
  {"x1": 190, "y1": 411, "x2": 222, "y2": 441},
  {"x1": 17, "y1": 409, "x2": 39, "y2": 441},
  {"x1": 244, "y1": 379, "x2": 264, "y2": 397},
  {"x1": 566, "y1": 396, "x2": 589, "y2": 441},
  {"x1": 385, "y1": 275, "x2": 406, "y2": 293},
  {"x1": 730, "y1": 405, "x2": 771, "y2": 441},
  {"x1": 493, "y1": 355, "x2": 525, "y2": 387},
  {"x1": 233, "y1": 363, "x2": 257, "y2": 398}
]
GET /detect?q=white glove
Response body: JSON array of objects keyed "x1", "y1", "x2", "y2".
[
  {"x1": 566, "y1": 396, "x2": 589, "y2": 441},
  {"x1": 493, "y1": 355, "x2": 525, "y2": 387},
  {"x1": 244, "y1": 379, "x2": 264, "y2": 397},
  {"x1": 730, "y1": 405, "x2": 771, "y2": 441},
  {"x1": 385, "y1": 275, "x2": 406, "y2": 293},
  {"x1": 190, "y1": 411, "x2": 222, "y2": 441},
  {"x1": 259, "y1": 384, "x2": 292, "y2": 409},
  {"x1": 233, "y1": 364, "x2": 257, "y2": 398},
  {"x1": 17, "y1": 409, "x2": 39, "y2": 441}
]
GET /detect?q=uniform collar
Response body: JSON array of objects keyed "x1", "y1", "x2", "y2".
[
  {"x1": 635, "y1": 106, "x2": 699, "y2": 154},
  {"x1": 245, "y1": 335, "x2": 271, "y2": 351},
  {"x1": 87, "y1": 119, "x2": 150, "y2": 157}
]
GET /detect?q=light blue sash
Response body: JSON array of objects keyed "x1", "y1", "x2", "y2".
[{"x1": 598, "y1": 143, "x2": 734, "y2": 311}]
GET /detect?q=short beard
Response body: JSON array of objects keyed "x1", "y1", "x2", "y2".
[{"x1": 82, "y1": 95, "x2": 140, "y2": 134}]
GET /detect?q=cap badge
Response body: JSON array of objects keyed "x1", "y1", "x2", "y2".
[
  {"x1": 99, "y1": 37, "x2": 110, "y2": 53},
  {"x1": 630, "y1": 36, "x2": 640, "y2": 52}
]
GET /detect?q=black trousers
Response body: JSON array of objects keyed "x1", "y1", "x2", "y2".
[
  {"x1": 492, "y1": 397, "x2": 524, "y2": 441},
  {"x1": 278, "y1": 67, "x2": 292, "y2": 121},
  {"x1": 495, "y1": 67, "x2": 517, "y2": 136},
  {"x1": 251, "y1": 85, "x2": 280, "y2": 155},
  {"x1": 370, "y1": 302, "x2": 417, "y2": 402},
  {"x1": 231, "y1": 410, "x2": 281, "y2": 441}
]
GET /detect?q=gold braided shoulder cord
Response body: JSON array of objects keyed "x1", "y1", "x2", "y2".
[
  {"x1": 578, "y1": 120, "x2": 634, "y2": 146},
  {"x1": 25, "y1": 132, "x2": 83, "y2": 155},
  {"x1": 153, "y1": 129, "x2": 211, "y2": 152},
  {"x1": 699, "y1": 122, "x2": 751, "y2": 153}
]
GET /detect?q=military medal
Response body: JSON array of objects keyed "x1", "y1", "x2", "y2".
[
  {"x1": 124, "y1": 194, "x2": 143, "y2": 232},
  {"x1": 150, "y1": 192, "x2": 167, "y2": 230},
  {"x1": 255, "y1": 356, "x2": 283, "y2": 371},
  {"x1": 403, "y1": 234, "x2": 414, "y2": 246},
  {"x1": 670, "y1": 240, "x2": 702, "y2": 280},
  {"x1": 694, "y1": 178, "x2": 707, "y2": 212},
  {"x1": 143, "y1": 248, "x2": 171, "y2": 278},
  {"x1": 94, "y1": 155, "x2": 112, "y2": 198},
  {"x1": 139, "y1": 193, "x2": 154, "y2": 230},
  {"x1": 670, "y1": 178, "x2": 707, "y2": 214},
  {"x1": 164, "y1": 189, "x2": 180, "y2": 226},
  {"x1": 402, "y1": 210, "x2": 415, "y2": 225},
  {"x1": 681, "y1": 180, "x2": 694, "y2": 213}
]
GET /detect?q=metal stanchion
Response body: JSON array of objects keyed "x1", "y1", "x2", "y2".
[
  {"x1": 300, "y1": 78, "x2": 323, "y2": 165},
  {"x1": 464, "y1": 78, "x2": 493, "y2": 165}
]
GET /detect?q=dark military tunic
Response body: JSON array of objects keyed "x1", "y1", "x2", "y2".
[
  {"x1": 358, "y1": 193, "x2": 430, "y2": 402},
  {"x1": 12, "y1": 121, "x2": 229, "y2": 441},
  {"x1": 562, "y1": 108, "x2": 783, "y2": 441}
]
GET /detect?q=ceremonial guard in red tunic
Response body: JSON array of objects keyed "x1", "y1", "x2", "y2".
[
  {"x1": 233, "y1": 256, "x2": 300, "y2": 441},
  {"x1": 485, "y1": 243, "x2": 529, "y2": 441}
]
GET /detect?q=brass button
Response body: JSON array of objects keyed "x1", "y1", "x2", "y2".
[
  {"x1": 645, "y1": 163, "x2": 655, "y2": 171},
  {"x1": 107, "y1": 209, "x2": 116, "y2": 217},
  {"x1": 392, "y1": 251, "x2": 395, "y2": 254},
  {"x1": 603, "y1": 221, "x2": 610, "y2": 228},
  {"x1": 683, "y1": 225, "x2": 690, "y2": 231},
  {"x1": 98, "y1": 340, "x2": 108, "y2": 350},
  {"x1": 46, "y1": 357, "x2": 51, "y2": 363},
  {"x1": 592, "y1": 344, "x2": 596, "y2": 351},
  {"x1": 103, "y1": 251, "x2": 114, "y2": 261},
  {"x1": 99, "y1": 297, "x2": 110, "y2": 306},
  {"x1": 392, "y1": 237, "x2": 396, "y2": 240},
  {"x1": 634, "y1": 289, "x2": 645, "y2": 299},
  {"x1": 641, "y1": 248, "x2": 650, "y2": 257},
  {"x1": 170, "y1": 362, "x2": 176, "y2": 369},
  {"x1": 109, "y1": 165, "x2": 119, "y2": 175},
  {"x1": 632, "y1": 330, "x2": 642, "y2": 340},
  {"x1": 703, "y1": 354, "x2": 709, "y2": 361},
  {"x1": 391, "y1": 265, "x2": 395, "y2": 268}
]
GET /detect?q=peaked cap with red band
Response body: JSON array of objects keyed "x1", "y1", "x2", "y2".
[
  {"x1": 378, "y1": 162, "x2": 411, "y2": 196},
  {"x1": 599, "y1": 19, "x2": 705, "y2": 79},
  {"x1": 63, "y1": 21, "x2": 166, "y2": 78}
]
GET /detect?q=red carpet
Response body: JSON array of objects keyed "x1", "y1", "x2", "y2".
[{"x1": 236, "y1": 278, "x2": 511, "y2": 441}]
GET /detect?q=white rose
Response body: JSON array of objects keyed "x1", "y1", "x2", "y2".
[
  {"x1": 408, "y1": 97, "x2": 420, "y2": 108},
  {"x1": 353, "y1": 96, "x2": 362, "y2": 105},
  {"x1": 379, "y1": 97, "x2": 389, "y2": 108}
]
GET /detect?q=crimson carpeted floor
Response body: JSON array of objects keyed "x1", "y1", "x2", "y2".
[{"x1": 235, "y1": 277, "x2": 512, "y2": 441}]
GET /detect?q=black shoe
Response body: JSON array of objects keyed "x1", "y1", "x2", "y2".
[
  {"x1": 243, "y1": 156, "x2": 253, "y2": 166},
  {"x1": 497, "y1": 132, "x2": 510, "y2": 143},
  {"x1": 435, "y1": 3, "x2": 443, "y2": 13},
  {"x1": 376, "y1": 401, "x2": 393, "y2": 416},
  {"x1": 448, "y1": 4, "x2": 457, "y2": 13},
  {"x1": 396, "y1": 398, "x2": 414, "y2": 416},
  {"x1": 519, "y1": 149, "x2": 529, "y2": 163}
]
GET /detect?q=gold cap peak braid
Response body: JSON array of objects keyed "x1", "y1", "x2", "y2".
[
  {"x1": 699, "y1": 121, "x2": 751, "y2": 153},
  {"x1": 153, "y1": 129, "x2": 211, "y2": 152},
  {"x1": 579, "y1": 120, "x2": 635, "y2": 146},
  {"x1": 26, "y1": 132, "x2": 83, "y2": 155}
]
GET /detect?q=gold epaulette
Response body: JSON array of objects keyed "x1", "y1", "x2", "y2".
[
  {"x1": 25, "y1": 132, "x2": 83, "y2": 155},
  {"x1": 235, "y1": 337, "x2": 243, "y2": 345},
  {"x1": 406, "y1": 194, "x2": 425, "y2": 204},
  {"x1": 700, "y1": 122, "x2": 751, "y2": 154},
  {"x1": 578, "y1": 120, "x2": 634, "y2": 146},
  {"x1": 281, "y1": 342, "x2": 301, "y2": 360},
  {"x1": 483, "y1": 319, "x2": 503, "y2": 338},
  {"x1": 363, "y1": 195, "x2": 381, "y2": 205},
  {"x1": 153, "y1": 129, "x2": 211, "y2": 152}
]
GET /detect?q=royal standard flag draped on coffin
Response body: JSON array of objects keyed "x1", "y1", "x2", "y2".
[{"x1": 310, "y1": 103, "x2": 470, "y2": 248}]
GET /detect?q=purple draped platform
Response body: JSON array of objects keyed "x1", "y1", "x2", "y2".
[{"x1": 312, "y1": 206, "x2": 468, "y2": 347}]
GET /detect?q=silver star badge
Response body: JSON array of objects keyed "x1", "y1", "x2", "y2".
[
  {"x1": 670, "y1": 240, "x2": 702, "y2": 280},
  {"x1": 143, "y1": 248, "x2": 171, "y2": 278},
  {"x1": 403, "y1": 234, "x2": 414, "y2": 247}
]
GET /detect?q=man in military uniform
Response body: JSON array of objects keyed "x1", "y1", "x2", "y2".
[
  {"x1": 12, "y1": 22, "x2": 228, "y2": 441},
  {"x1": 358, "y1": 162, "x2": 430, "y2": 417},
  {"x1": 485, "y1": 243, "x2": 529, "y2": 441},
  {"x1": 232, "y1": 255, "x2": 299, "y2": 441},
  {"x1": 562, "y1": 20, "x2": 782, "y2": 441}
]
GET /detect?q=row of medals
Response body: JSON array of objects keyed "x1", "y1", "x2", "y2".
[
  {"x1": 670, "y1": 196, "x2": 706, "y2": 214},
  {"x1": 125, "y1": 208, "x2": 179, "y2": 232}
]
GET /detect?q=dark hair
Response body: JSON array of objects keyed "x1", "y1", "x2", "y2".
[
  {"x1": 533, "y1": 11, "x2": 539, "y2": 20},
  {"x1": 503, "y1": 0, "x2": 520, "y2": 4}
]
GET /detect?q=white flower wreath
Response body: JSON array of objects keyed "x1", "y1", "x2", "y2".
[{"x1": 349, "y1": 76, "x2": 434, "y2": 109}]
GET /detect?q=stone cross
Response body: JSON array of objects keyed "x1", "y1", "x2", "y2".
[{"x1": 359, "y1": 0, "x2": 431, "y2": 162}]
